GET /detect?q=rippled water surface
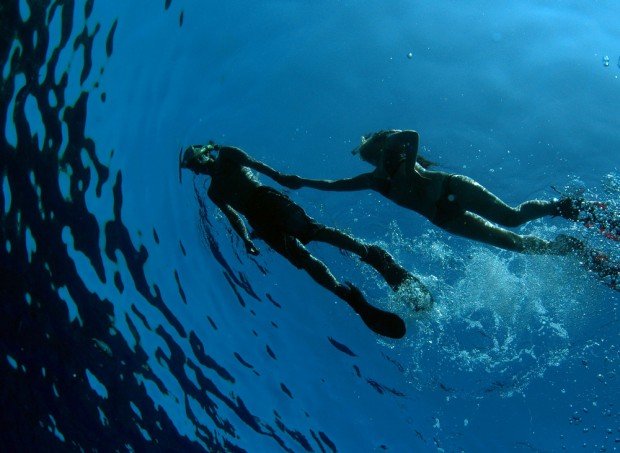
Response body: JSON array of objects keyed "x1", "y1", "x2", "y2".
[{"x1": 1, "y1": 0, "x2": 619, "y2": 451}]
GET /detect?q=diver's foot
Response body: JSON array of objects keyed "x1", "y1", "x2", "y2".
[
  {"x1": 555, "y1": 197, "x2": 611, "y2": 222},
  {"x1": 361, "y1": 245, "x2": 414, "y2": 291},
  {"x1": 337, "y1": 283, "x2": 406, "y2": 339},
  {"x1": 549, "y1": 234, "x2": 586, "y2": 255},
  {"x1": 555, "y1": 197, "x2": 582, "y2": 221}
]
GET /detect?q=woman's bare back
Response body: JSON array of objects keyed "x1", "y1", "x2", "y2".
[{"x1": 379, "y1": 163, "x2": 448, "y2": 220}]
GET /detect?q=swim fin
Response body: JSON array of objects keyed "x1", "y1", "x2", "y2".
[
  {"x1": 339, "y1": 283, "x2": 406, "y2": 339},
  {"x1": 556, "y1": 197, "x2": 620, "y2": 242}
]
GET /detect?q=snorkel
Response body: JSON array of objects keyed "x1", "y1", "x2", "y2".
[{"x1": 179, "y1": 142, "x2": 219, "y2": 177}]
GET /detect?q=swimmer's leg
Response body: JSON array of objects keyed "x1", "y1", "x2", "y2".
[
  {"x1": 263, "y1": 233, "x2": 406, "y2": 338},
  {"x1": 311, "y1": 226, "x2": 367, "y2": 256},
  {"x1": 448, "y1": 175, "x2": 558, "y2": 227},
  {"x1": 360, "y1": 244, "x2": 433, "y2": 309},
  {"x1": 442, "y1": 210, "x2": 620, "y2": 289},
  {"x1": 441, "y1": 212, "x2": 557, "y2": 254},
  {"x1": 312, "y1": 227, "x2": 422, "y2": 292}
]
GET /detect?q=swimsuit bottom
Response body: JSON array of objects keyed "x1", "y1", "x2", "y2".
[
  {"x1": 432, "y1": 174, "x2": 466, "y2": 226},
  {"x1": 245, "y1": 186, "x2": 322, "y2": 245}
]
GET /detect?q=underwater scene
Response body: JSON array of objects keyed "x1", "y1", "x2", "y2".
[{"x1": 1, "y1": 0, "x2": 619, "y2": 451}]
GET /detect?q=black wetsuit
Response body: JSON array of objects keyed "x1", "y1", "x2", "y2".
[{"x1": 244, "y1": 186, "x2": 322, "y2": 245}]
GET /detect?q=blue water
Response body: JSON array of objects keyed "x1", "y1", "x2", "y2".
[{"x1": 2, "y1": 0, "x2": 620, "y2": 451}]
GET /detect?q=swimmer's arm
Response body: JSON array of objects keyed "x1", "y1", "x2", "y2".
[
  {"x1": 388, "y1": 130, "x2": 420, "y2": 175},
  {"x1": 284, "y1": 173, "x2": 375, "y2": 191},
  {"x1": 218, "y1": 146, "x2": 286, "y2": 182},
  {"x1": 217, "y1": 202, "x2": 259, "y2": 255}
]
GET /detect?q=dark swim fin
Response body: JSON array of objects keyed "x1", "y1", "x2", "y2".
[
  {"x1": 556, "y1": 197, "x2": 620, "y2": 242},
  {"x1": 340, "y1": 283, "x2": 406, "y2": 339},
  {"x1": 357, "y1": 302, "x2": 407, "y2": 339}
]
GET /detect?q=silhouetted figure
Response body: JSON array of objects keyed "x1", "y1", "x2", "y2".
[
  {"x1": 277, "y1": 129, "x2": 619, "y2": 290},
  {"x1": 180, "y1": 143, "x2": 433, "y2": 339}
]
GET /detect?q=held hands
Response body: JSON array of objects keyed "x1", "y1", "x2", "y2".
[{"x1": 277, "y1": 174, "x2": 303, "y2": 189}]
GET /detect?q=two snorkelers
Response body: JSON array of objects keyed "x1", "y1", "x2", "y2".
[
  {"x1": 275, "y1": 129, "x2": 619, "y2": 291},
  {"x1": 180, "y1": 131, "x2": 618, "y2": 339},
  {"x1": 180, "y1": 143, "x2": 433, "y2": 339}
]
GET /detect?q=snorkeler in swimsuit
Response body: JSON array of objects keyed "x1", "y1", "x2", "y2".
[
  {"x1": 275, "y1": 129, "x2": 619, "y2": 290},
  {"x1": 180, "y1": 142, "x2": 432, "y2": 339}
]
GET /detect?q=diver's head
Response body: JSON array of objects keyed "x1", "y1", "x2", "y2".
[
  {"x1": 180, "y1": 144, "x2": 216, "y2": 174},
  {"x1": 351, "y1": 130, "x2": 400, "y2": 166}
]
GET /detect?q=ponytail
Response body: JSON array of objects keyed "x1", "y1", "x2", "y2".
[
  {"x1": 358, "y1": 130, "x2": 438, "y2": 169},
  {"x1": 416, "y1": 155, "x2": 436, "y2": 169}
]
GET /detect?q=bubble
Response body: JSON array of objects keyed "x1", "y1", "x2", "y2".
[
  {"x1": 603, "y1": 56, "x2": 610, "y2": 67},
  {"x1": 378, "y1": 222, "x2": 598, "y2": 398},
  {"x1": 407, "y1": 52, "x2": 413, "y2": 59}
]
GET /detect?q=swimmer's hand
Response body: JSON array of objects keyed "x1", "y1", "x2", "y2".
[
  {"x1": 278, "y1": 174, "x2": 303, "y2": 189},
  {"x1": 244, "y1": 240, "x2": 260, "y2": 256}
]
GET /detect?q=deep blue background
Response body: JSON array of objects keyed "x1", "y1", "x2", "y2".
[{"x1": 3, "y1": 0, "x2": 620, "y2": 450}]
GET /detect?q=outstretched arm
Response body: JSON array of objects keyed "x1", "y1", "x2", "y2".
[
  {"x1": 216, "y1": 201, "x2": 259, "y2": 255},
  {"x1": 279, "y1": 172, "x2": 375, "y2": 192},
  {"x1": 218, "y1": 146, "x2": 286, "y2": 182},
  {"x1": 215, "y1": 143, "x2": 375, "y2": 191},
  {"x1": 386, "y1": 130, "x2": 419, "y2": 175}
]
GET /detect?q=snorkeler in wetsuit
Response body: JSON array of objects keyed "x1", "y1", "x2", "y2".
[
  {"x1": 180, "y1": 143, "x2": 432, "y2": 339},
  {"x1": 275, "y1": 129, "x2": 619, "y2": 290}
]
